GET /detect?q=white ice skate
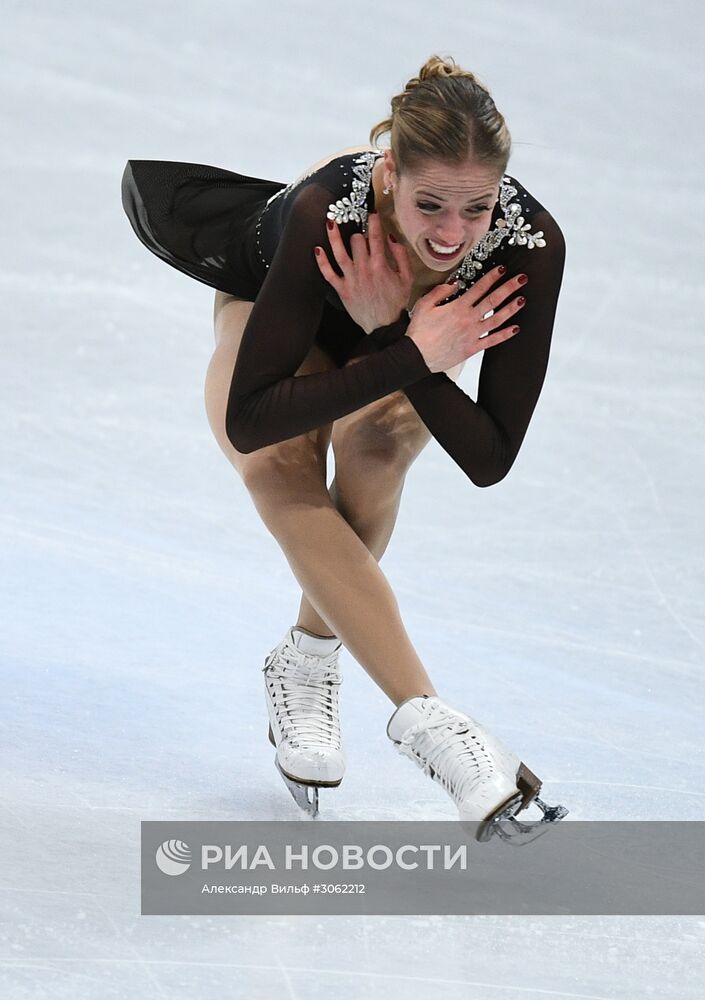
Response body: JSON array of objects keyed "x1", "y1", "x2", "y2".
[
  {"x1": 263, "y1": 626, "x2": 345, "y2": 817},
  {"x1": 387, "y1": 695, "x2": 568, "y2": 843}
]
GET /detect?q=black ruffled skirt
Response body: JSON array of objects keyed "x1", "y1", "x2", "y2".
[
  {"x1": 121, "y1": 159, "x2": 285, "y2": 300},
  {"x1": 121, "y1": 158, "x2": 370, "y2": 367}
]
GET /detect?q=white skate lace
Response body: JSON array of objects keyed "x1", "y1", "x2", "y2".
[
  {"x1": 397, "y1": 699, "x2": 496, "y2": 806},
  {"x1": 264, "y1": 644, "x2": 342, "y2": 749}
]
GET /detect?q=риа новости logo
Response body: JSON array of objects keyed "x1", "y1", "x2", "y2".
[{"x1": 155, "y1": 840, "x2": 191, "y2": 876}]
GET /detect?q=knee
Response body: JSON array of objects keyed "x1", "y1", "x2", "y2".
[
  {"x1": 331, "y1": 392, "x2": 429, "y2": 478},
  {"x1": 333, "y1": 436, "x2": 410, "y2": 503},
  {"x1": 238, "y1": 436, "x2": 330, "y2": 509}
]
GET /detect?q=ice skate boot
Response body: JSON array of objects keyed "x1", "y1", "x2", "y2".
[
  {"x1": 387, "y1": 695, "x2": 568, "y2": 842},
  {"x1": 263, "y1": 626, "x2": 345, "y2": 817}
]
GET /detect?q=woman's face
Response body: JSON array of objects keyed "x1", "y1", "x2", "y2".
[{"x1": 381, "y1": 150, "x2": 501, "y2": 273}]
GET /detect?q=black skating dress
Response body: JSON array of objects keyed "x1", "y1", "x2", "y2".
[{"x1": 121, "y1": 149, "x2": 566, "y2": 486}]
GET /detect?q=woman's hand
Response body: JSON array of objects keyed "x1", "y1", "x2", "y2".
[
  {"x1": 407, "y1": 265, "x2": 528, "y2": 373},
  {"x1": 314, "y1": 212, "x2": 415, "y2": 333}
]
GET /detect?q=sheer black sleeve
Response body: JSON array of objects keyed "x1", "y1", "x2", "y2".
[
  {"x1": 349, "y1": 208, "x2": 566, "y2": 487},
  {"x1": 224, "y1": 183, "x2": 431, "y2": 453}
]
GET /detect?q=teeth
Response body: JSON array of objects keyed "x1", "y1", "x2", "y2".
[{"x1": 427, "y1": 239, "x2": 462, "y2": 255}]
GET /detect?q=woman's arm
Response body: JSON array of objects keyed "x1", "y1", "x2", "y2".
[
  {"x1": 224, "y1": 183, "x2": 431, "y2": 453},
  {"x1": 349, "y1": 209, "x2": 567, "y2": 487}
]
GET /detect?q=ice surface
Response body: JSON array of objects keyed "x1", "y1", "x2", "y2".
[{"x1": 1, "y1": 0, "x2": 704, "y2": 997}]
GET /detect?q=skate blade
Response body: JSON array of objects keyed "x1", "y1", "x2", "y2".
[
  {"x1": 481, "y1": 795, "x2": 569, "y2": 845},
  {"x1": 274, "y1": 758, "x2": 320, "y2": 818},
  {"x1": 474, "y1": 794, "x2": 570, "y2": 845},
  {"x1": 470, "y1": 762, "x2": 567, "y2": 844}
]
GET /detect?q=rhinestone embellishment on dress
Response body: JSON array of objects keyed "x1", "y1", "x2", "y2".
[
  {"x1": 326, "y1": 150, "x2": 381, "y2": 233},
  {"x1": 450, "y1": 177, "x2": 547, "y2": 290}
]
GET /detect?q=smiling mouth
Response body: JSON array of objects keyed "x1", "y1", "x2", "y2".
[{"x1": 425, "y1": 238, "x2": 464, "y2": 260}]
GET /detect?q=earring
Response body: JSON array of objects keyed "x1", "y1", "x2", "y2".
[{"x1": 383, "y1": 184, "x2": 393, "y2": 195}]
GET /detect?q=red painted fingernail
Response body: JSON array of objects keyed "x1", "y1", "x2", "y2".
[
  {"x1": 327, "y1": 220, "x2": 334, "y2": 230},
  {"x1": 512, "y1": 325, "x2": 521, "y2": 333},
  {"x1": 498, "y1": 264, "x2": 507, "y2": 274},
  {"x1": 517, "y1": 273, "x2": 528, "y2": 284},
  {"x1": 517, "y1": 296, "x2": 526, "y2": 306},
  {"x1": 389, "y1": 233, "x2": 397, "y2": 243},
  {"x1": 314, "y1": 247, "x2": 321, "y2": 256}
]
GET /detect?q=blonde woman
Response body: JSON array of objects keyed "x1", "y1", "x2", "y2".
[{"x1": 122, "y1": 55, "x2": 567, "y2": 834}]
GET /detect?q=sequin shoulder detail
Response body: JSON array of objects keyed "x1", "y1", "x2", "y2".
[
  {"x1": 325, "y1": 150, "x2": 381, "y2": 234},
  {"x1": 451, "y1": 175, "x2": 547, "y2": 289}
]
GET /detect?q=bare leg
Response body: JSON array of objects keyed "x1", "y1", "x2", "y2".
[
  {"x1": 244, "y1": 458, "x2": 436, "y2": 707},
  {"x1": 295, "y1": 472, "x2": 407, "y2": 636}
]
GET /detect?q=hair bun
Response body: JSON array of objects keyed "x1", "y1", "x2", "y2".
[
  {"x1": 419, "y1": 54, "x2": 475, "y2": 83},
  {"x1": 396, "y1": 56, "x2": 478, "y2": 107}
]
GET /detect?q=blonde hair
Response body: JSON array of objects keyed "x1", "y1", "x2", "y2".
[{"x1": 369, "y1": 54, "x2": 511, "y2": 177}]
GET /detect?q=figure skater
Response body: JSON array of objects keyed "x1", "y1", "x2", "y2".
[{"x1": 121, "y1": 54, "x2": 568, "y2": 834}]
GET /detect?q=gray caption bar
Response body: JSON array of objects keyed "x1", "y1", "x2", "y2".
[{"x1": 141, "y1": 821, "x2": 705, "y2": 915}]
